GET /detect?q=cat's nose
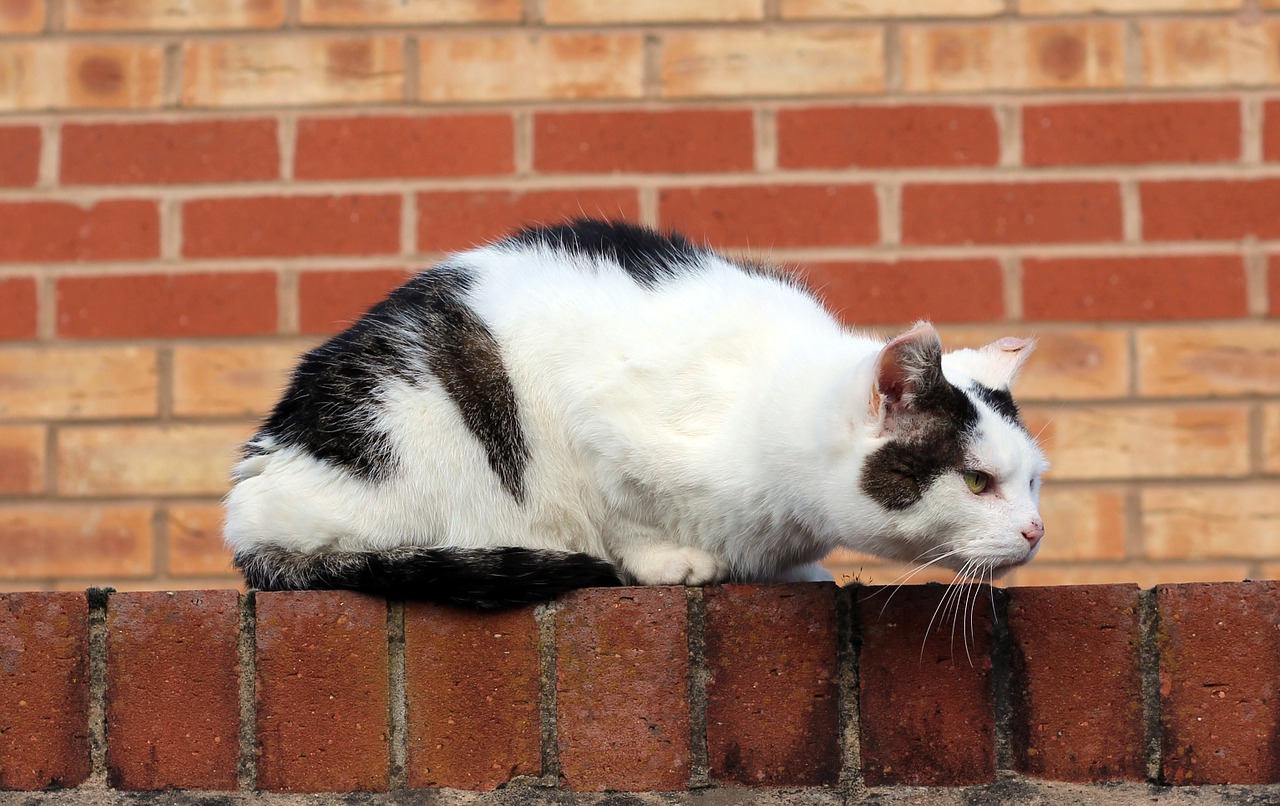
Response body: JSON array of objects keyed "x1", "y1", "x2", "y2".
[{"x1": 1023, "y1": 519, "x2": 1045, "y2": 548}]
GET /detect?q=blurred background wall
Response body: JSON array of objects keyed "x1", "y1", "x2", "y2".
[{"x1": 0, "y1": 0, "x2": 1277, "y2": 592}]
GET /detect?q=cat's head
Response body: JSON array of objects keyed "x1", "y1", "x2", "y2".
[{"x1": 850, "y1": 323, "x2": 1048, "y2": 580}]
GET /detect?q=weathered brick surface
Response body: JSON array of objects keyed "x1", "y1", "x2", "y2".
[
  {"x1": 106, "y1": 591, "x2": 240, "y2": 791},
  {"x1": 1023, "y1": 256, "x2": 1247, "y2": 321},
  {"x1": 1159, "y1": 582, "x2": 1280, "y2": 785},
  {"x1": 404, "y1": 603, "x2": 541, "y2": 790},
  {"x1": 1143, "y1": 484, "x2": 1280, "y2": 560},
  {"x1": 165, "y1": 505, "x2": 234, "y2": 577},
  {"x1": 557, "y1": 587, "x2": 690, "y2": 792},
  {"x1": 534, "y1": 110, "x2": 754, "y2": 174},
  {"x1": 936, "y1": 326, "x2": 1130, "y2": 402},
  {"x1": 1033, "y1": 487, "x2": 1128, "y2": 562},
  {"x1": 1265, "y1": 404, "x2": 1280, "y2": 474},
  {"x1": 0, "y1": 0, "x2": 44, "y2": 32},
  {"x1": 901, "y1": 182, "x2": 1122, "y2": 245},
  {"x1": 66, "y1": 0, "x2": 285, "y2": 30},
  {"x1": 62, "y1": 120, "x2": 279, "y2": 185},
  {"x1": 0, "y1": 346, "x2": 157, "y2": 420},
  {"x1": 0, "y1": 126, "x2": 39, "y2": 186},
  {"x1": 803, "y1": 259, "x2": 1003, "y2": 324},
  {"x1": 0, "y1": 592, "x2": 90, "y2": 790},
  {"x1": 778, "y1": 105, "x2": 999, "y2": 168},
  {"x1": 299, "y1": 269, "x2": 407, "y2": 335},
  {"x1": 183, "y1": 195, "x2": 400, "y2": 258},
  {"x1": 1142, "y1": 180, "x2": 1280, "y2": 241},
  {"x1": 0, "y1": 200, "x2": 159, "y2": 262},
  {"x1": 56, "y1": 424, "x2": 249, "y2": 497},
  {"x1": 56, "y1": 272, "x2": 278, "y2": 339},
  {"x1": 704, "y1": 584, "x2": 839, "y2": 787},
  {"x1": 548, "y1": 0, "x2": 763, "y2": 22},
  {"x1": 660, "y1": 184, "x2": 878, "y2": 249},
  {"x1": 1141, "y1": 19, "x2": 1280, "y2": 88},
  {"x1": 1137, "y1": 325, "x2": 1280, "y2": 397},
  {"x1": 0, "y1": 425, "x2": 45, "y2": 496},
  {"x1": 255, "y1": 591, "x2": 389, "y2": 793},
  {"x1": 783, "y1": 0, "x2": 1002, "y2": 16},
  {"x1": 300, "y1": 0, "x2": 521, "y2": 24},
  {"x1": 0, "y1": 43, "x2": 165, "y2": 111},
  {"x1": 0, "y1": 277, "x2": 37, "y2": 340},
  {"x1": 1008, "y1": 585, "x2": 1145, "y2": 783},
  {"x1": 1023, "y1": 101, "x2": 1239, "y2": 165},
  {"x1": 295, "y1": 115, "x2": 513, "y2": 180},
  {"x1": 418, "y1": 189, "x2": 642, "y2": 252},
  {"x1": 858, "y1": 584, "x2": 996, "y2": 786},
  {"x1": 171, "y1": 342, "x2": 308, "y2": 417}
]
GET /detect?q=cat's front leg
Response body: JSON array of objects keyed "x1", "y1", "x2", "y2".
[{"x1": 616, "y1": 543, "x2": 729, "y2": 586}]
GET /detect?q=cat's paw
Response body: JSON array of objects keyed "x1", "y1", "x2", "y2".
[{"x1": 626, "y1": 546, "x2": 727, "y2": 586}]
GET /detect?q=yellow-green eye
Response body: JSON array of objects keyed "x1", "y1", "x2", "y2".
[{"x1": 963, "y1": 470, "x2": 990, "y2": 494}]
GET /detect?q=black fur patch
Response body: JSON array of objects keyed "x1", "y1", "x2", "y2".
[
  {"x1": 972, "y1": 382, "x2": 1025, "y2": 429},
  {"x1": 508, "y1": 218, "x2": 701, "y2": 288},
  {"x1": 235, "y1": 546, "x2": 622, "y2": 609},
  {"x1": 860, "y1": 380, "x2": 980, "y2": 511}
]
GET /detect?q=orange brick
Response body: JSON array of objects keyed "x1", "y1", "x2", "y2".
[
  {"x1": 661, "y1": 29, "x2": 884, "y2": 98},
  {"x1": 936, "y1": 326, "x2": 1130, "y2": 401},
  {"x1": 0, "y1": 425, "x2": 44, "y2": 495},
  {"x1": 1025, "y1": 405, "x2": 1249, "y2": 481},
  {"x1": 1265, "y1": 404, "x2": 1280, "y2": 474},
  {"x1": 782, "y1": 0, "x2": 1000, "y2": 17},
  {"x1": 1143, "y1": 484, "x2": 1280, "y2": 560},
  {"x1": 1011, "y1": 563, "x2": 1250, "y2": 588},
  {"x1": 902, "y1": 22, "x2": 1124, "y2": 93},
  {"x1": 1023, "y1": 0, "x2": 1238, "y2": 10},
  {"x1": 300, "y1": 0, "x2": 521, "y2": 24},
  {"x1": 1137, "y1": 325, "x2": 1280, "y2": 398},
  {"x1": 56, "y1": 424, "x2": 250, "y2": 497},
  {"x1": 418, "y1": 33, "x2": 643, "y2": 103},
  {"x1": 0, "y1": 505, "x2": 153, "y2": 580},
  {"x1": 183, "y1": 37, "x2": 404, "y2": 107},
  {"x1": 0, "y1": 0, "x2": 44, "y2": 32},
  {"x1": 66, "y1": 0, "x2": 284, "y2": 30},
  {"x1": 1035, "y1": 487, "x2": 1127, "y2": 562},
  {"x1": 172, "y1": 342, "x2": 312, "y2": 417},
  {"x1": 0, "y1": 43, "x2": 164, "y2": 111},
  {"x1": 0, "y1": 346, "x2": 157, "y2": 419},
  {"x1": 547, "y1": 0, "x2": 762, "y2": 22},
  {"x1": 1142, "y1": 20, "x2": 1280, "y2": 88},
  {"x1": 166, "y1": 505, "x2": 234, "y2": 577}
]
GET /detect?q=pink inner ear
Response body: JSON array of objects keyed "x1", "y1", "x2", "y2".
[{"x1": 996, "y1": 336, "x2": 1028, "y2": 352}]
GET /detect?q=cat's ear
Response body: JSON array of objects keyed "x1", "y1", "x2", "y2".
[
  {"x1": 870, "y1": 322, "x2": 944, "y2": 429},
  {"x1": 973, "y1": 336, "x2": 1035, "y2": 390}
]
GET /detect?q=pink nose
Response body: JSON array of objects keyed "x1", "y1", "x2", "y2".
[{"x1": 1023, "y1": 519, "x2": 1045, "y2": 548}]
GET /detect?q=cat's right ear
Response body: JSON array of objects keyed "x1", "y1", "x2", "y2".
[{"x1": 870, "y1": 322, "x2": 944, "y2": 431}]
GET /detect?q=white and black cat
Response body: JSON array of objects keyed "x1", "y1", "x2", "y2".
[{"x1": 224, "y1": 219, "x2": 1047, "y2": 608}]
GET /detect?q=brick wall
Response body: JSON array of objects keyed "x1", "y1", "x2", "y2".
[
  {"x1": 1, "y1": 0, "x2": 1279, "y2": 592},
  {"x1": 5, "y1": 582, "x2": 1280, "y2": 800}
]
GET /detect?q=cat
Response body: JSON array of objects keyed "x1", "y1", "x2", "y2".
[{"x1": 224, "y1": 219, "x2": 1048, "y2": 608}]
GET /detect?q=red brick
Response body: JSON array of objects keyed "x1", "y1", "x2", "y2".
[
  {"x1": 296, "y1": 114, "x2": 513, "y2": 180},
  {"x1": 1142, "y1": 180, "x2": 1280, "y2": 241},
  {"x1": 62, "y1": 120, "x2": 277, "y2": 185},
  {"x1": 858, "y1": 584, "x2": 995, "y2": 786},
  {"x1": 106, "y1": 590, "x2": 240, "y2": 791},
  {"x1": 1265, "y1": 101, "x2": 1280, "y2": 162},
  {"x1": 404, "y1": 604, "x2": 540, "y2": 790},
  {"x1": 557, "y1": 587, "x2": 690, "y2": 791},
  {"x1": 659, "y1": 184, "x2": 878, "y2": 248},
  {"x1": 299, "y1": 268, "x2": 407, "y2": 335},
  {"x1": 0, "y1": 592, "x2": 90, "y2": 790},
  {"x1": 1023, "y1": 255, "x2": 1247, "y2": 321},
  {"x1": 902, "y1": 182, "x2": 1122, "y2": 245},
  {"x1": 778, "y1": 105, "x2": 999, "y2": 169},
  {"x1": 1271, "y1": 256, "x2": 1280, "y2": 317},
  {"x1": 0, "y1": 200, "x2": 159, "y2": 262},
  {"x1": 1024, "y1": 101, "x2": 1240, "y2": 166},
  {"x1": 417, "y1": 188, "x2": 640, "y2": 253},
  {"x1": 1007, "y1": 585, "x2": 1144, "y2": 783},
  {"x1": 183, "y1": 195, "x2": 400, "y2": 258},
  {"x1": 802, "y1": 259, "x2": 1003, "y2": 325},
  {"x1": 255, "y1": 591, "x2": 388, "y2": 793},
  {"x1": 704, "y1": 584, "x2": 840, "y2": 787},
  {"x1": 0, "y1": 277, "x2": 37, "y2": 340},
  {"x1": 534, "y1": 110, "x2": 754, "y2": 174},
  {"x1": 1159, "y1": 581, "x2": 1280, "y2": 785},
  {"x1": 57, "y1": 271, "x2": 277, "y2": 339},
  {"x1": 0, "y1": 126, "x2": 39, "y2": 186}
]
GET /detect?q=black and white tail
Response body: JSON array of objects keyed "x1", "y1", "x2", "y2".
[{"x1": 234, "y1": 546, "x2": 623, "y2": 610}]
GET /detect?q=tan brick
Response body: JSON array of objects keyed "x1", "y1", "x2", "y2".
[
  {"x1": 547, "y1": 0, "x2": 763, "y2": 23},
  {"x1": 67, "y1": 0, "x2": 284, "y2": 30},
  {"x1": 937, "y1": 326, "x2": 1129, "y2": 401},
  {"x1": 183, "y1": 37, "x2": 404, "y2": 108},
  {"x1": 0, "y1": 425, "x2": 44, "y2": 495},
  {"x1": 1025, "y1": 405, "x2": 1250, "y2": 481},
  {"x1": 0, "y1": 505, "x2": 153, "y2": 580},
  {"x1": 1142, "y1": 484, "x2": 1280, "y2": 561},
  {"x1": 1035, "y1": 487, "x2": 1127, "y2": 562},
  {"x1": 0, "y1": 346, "x2": 157, "y2": 420},
  {"x1": 661, "y1": 29, "x2": 884, "y2": 98},
  {"x1": 1137, "y1": 325, "x2": 1280, "y2": 398},
  {"x1": 902, "y1": 22, "x2": 1124, "y2": 93},
  {"x1": 56, "y1": 424, "x2": 250, "y2": 497},
  {"x1": 0, "y1": 43, "x2": 164, "y2": 111},
  {"x1": 1022, "y1": 0, "x2": 1239, "y2": 11},
  {"x1": 1010, "y1": 562, "x2": 1250, "y2": 588},
  {"x1": 1265, "y1": 404, "x2": 1280, "y2": 475},
  {"x1": 300, "y1": 0, "x2": 520, "y2": 25},
  {"x1": 1142, "y1": 20, "x2": 1280, "y2": 88},
  {"x1": 418, "y1": 33, "x2": 643, "y2": 103},
  {"x1": 0, "y1": 0, "x2": 45, "y2": 33},
  {"x1": 167, "y1": 504, "x2": 234, "y2": 577},
  {"x1": 782, "y1": 0, "x2": 1000, "y2": 18},
  {"x1": 172, "y1": 342, "x2": 314, "y2": 417}
]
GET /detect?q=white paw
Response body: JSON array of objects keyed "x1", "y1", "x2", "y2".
[{"x1": 627, "y1": 546, "x2": 728, "y2": 586}]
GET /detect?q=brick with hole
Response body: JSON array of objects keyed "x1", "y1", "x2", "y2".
[
  {"x1": 183, "y1": 195, "x2": 400, "y2": 258},
  {"x1": 1142, "y1": 180, "x2": 1280, "y2": 241},
  {"x1": 0, "y1": 200, "x2": 159, "y2": 262},
  {"x1": 534, "y1": 110, "x2": 754, "y2": 174},
  {"x1": 1023, "y1": 101, "x2": 1239, "y2": 166},
  {"x1": 802, "y1": 259, "x2": 1003, "y2": 325},
  {"x1": 417, "y1": 189, "x2": 641, "y2": 253},
  {"x1": 62, "y1": 120, "x2": 278, "y2": 184},
  {"x1": 1022, "y1": 255, "x2": 1246, "y2": 322},
  {"x1": 0, "y1": 126, "x2": 39, "y2": 186},
  {"x1": 659, "y1": 184, "x2": 878, "y2": 249},
  {"x1": 295, "y1": 115, "x2": 514, "y2": 180},
  {"x1": 778, "y1": 105, "x2": 999, "y2": 169},
  {"x1": 902, "y1": 182, "x2": 1122, "y2": 245},
  {"x1": 0, "y1": 43, "x2": 166, "y2": 111},
  {"x1": 106, "y1": 590, "x2": 240, "y2": 791},
  {"x1": 57, "y1": 272, "x2": 278, "y2": 339}
]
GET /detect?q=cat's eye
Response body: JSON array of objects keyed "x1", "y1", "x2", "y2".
[{"x1": 963, "y1": 470, "x2": 990, "y2": 494}]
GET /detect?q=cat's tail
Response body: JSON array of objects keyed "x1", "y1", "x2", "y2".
[{"x1": 233, "y1": 545, "x2": 624, "y2": 609}]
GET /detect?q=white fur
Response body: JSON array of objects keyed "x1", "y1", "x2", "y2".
[{"x1": 224, "y1": 245, "x2": 1047, "y2": 585}]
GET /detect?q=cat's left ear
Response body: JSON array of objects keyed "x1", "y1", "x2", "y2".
[{"x1": 972, "y1": 336, "x2": 1035, "y2": 390}]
